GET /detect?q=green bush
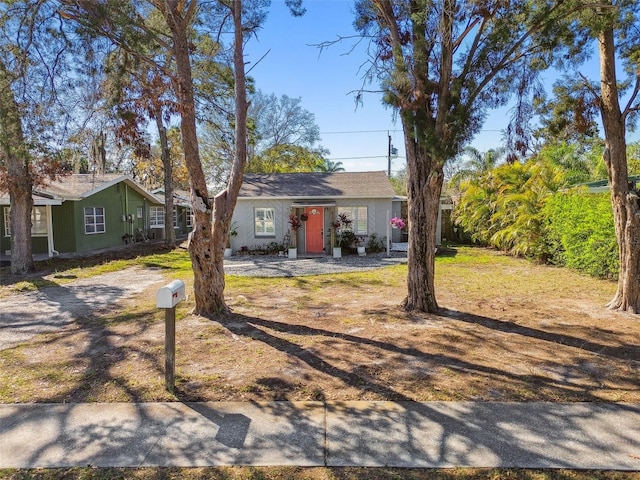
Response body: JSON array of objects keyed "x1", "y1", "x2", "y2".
[
  {"x1": 543, "y1": 190, "x2": 618, "y2": 278},
  {"x1": 366, "y1": 233, "x2": 386, "y2": 253}
]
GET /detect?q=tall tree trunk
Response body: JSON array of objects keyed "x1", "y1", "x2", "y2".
[
  {"x1": 403, "y1": 126, "x2": 443, "y2": 313},
  {"x1": 399, "y1": 0, "x2": 451, "y2": 314},
  {"x1": 8, "y1": 165, "x2": 34, "y2": 275},
  {"x1": 210, "y1": 0, "x2": 249, "y2": 314},
  {"x1": 164, "y1": 5, "x2": 224, "y2": 316},
  {"x1": 154, "y1": 108, "x2": 176, "y2": 247},
  {"x1": 162, "y1": 0, "x2": 248, "y2": 316},
  {"x1": 598, "y1": 28, "x2": 640, "y2": 313},
  {"x1": 0, "y1": 60, "x2": 34, "y2": 275}
]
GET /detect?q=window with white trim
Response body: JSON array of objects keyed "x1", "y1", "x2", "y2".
[
  {"x1": 186, "y1": 208, "x2": 193, "y2": 228},
  {"x1": 338, "y1": 206, "x2": 368, "y2": 235},
  {"x1": 255, "y1": 207, "x2": 275, "y2": 236},
  {"x1": 3, "y1": 207, "x2": 9, "y2": 237},
  {"x1": 150, "y1": 206, "x2": 165, "y2": 227},
  {"x1": 32, "y1": 207, "x2": 48, "y2": 235},
  {"x1": 84, "y1": 207, "x2": 105, "y2": 234},
  {"x1": 173, "y1": 207, "x2": 178, "y2": 228},
  {"x1": 4, "y1": 206, "x2": 49, "y2": 237}
]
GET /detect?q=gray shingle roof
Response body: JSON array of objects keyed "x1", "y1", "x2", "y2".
[
  {"x1": 41, "y1": 174, "x2": 127, "y2": 199},
  {"x1": 238, "y1": 171, "x2": 396, "y2": 199},
  {"x1": 25, "y1": 174, "x2": 161, "y2": 204}
]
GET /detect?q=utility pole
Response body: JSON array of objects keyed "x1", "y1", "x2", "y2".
[
  {"x1": 387, "y1": 132, "x2": 397, "y2": 177},
  {"x1": 388, "y1": 133, "x2": 392, "y2": 177}
]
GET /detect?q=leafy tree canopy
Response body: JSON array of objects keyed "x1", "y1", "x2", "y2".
[
  {"x1": 247, "y1": 90, "x2": 328, "y2": 173},
  {"x1": 247, "y1": 143, "x2": 325, "y2": 173}
]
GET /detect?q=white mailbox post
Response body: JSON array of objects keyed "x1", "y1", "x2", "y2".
[{"x1": 156, "y1": 280, "x2": 185, "y2": 392}]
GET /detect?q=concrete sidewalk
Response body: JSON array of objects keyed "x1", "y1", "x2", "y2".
[{"x1": 1, "y1": 401, "x2": 640, "y2": 470}]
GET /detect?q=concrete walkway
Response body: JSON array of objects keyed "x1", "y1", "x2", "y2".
[{"x1": 1, "y1": 401, "x2": 639, "y2": 469}]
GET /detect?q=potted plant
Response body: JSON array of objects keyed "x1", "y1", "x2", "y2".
[
  {"x1": 332, "y1": 212, "x2": 352, "y2": 258},
  {"x1": 330, "y1": 219, "x2": 342, "y2": 258},
  {"x1": 224, "y1": 221, "x2": 238, "y2": 257},
  {"x1": 390, "y1": 216, "x2": 406, "y2": 230},
  {"x1": 288, "y1": 213, "x2": 302, "y2": 259},
  {"x1": 356, "y1": 236, "x2": 366, "y2": 256}
]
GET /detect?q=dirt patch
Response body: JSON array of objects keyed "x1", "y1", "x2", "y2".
[
  {"x1": 1, "y1": 247, "x2": 639, "y2": 404},
  {"x1": 0, "y1": 267, "x2": 167, "y2": 351}
]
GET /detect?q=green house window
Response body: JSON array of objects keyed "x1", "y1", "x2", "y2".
[{"x1": 84, "y1": 207, "x2": 105, "y2": 234}]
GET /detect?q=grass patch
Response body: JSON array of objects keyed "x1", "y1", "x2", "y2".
[{"x1": 1, "y1": 244, "x2": 633, "y2": 406}]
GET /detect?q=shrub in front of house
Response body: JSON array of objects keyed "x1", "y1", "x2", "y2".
[{"x1": 366, "y1": 233, "x2": 386, "y2": 253}]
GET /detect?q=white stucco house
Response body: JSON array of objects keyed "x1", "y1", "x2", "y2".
[{"x1": 229, "y1": 171, "x2": 401, "y2": 255}]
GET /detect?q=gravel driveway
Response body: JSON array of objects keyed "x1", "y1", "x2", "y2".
[
  {"x1": 0, "y1": 267, "x2": 167, "y2": 351},
  {"x1": 0, "y1": 253, "x2": 407, "y2": 352},
  {"x1": 223, "y1": 252, "x2": 407, "y2": 277}
]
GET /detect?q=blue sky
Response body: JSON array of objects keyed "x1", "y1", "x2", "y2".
[
  {"x1": 243, "y1": 1, "x2": 634, "y2": 173},
  {"x1": 244, "y1": 1, "x2": 405, "y2": 173}
]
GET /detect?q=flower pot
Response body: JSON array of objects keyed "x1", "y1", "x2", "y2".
[
  {"x1": 333, "y1": 247, "x2": 342, "y2": 258},
  {"x1": 224, "y1": 248, "x2": 232, "y2": 257},
  {"x1": 357, "y1": 246, "x2": 366, "y2": 256},
  {"x1": 288, "y1": 247, "x2": 297, "y2": 259}
]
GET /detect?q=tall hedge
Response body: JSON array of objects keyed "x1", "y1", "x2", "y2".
[{"x1": 543, "y1": 190, "x2": 618, "y2": 278}]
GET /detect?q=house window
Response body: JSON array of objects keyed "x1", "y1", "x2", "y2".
[
  {"x1": 338, "y1": 206, "x2": 368, "y2": 235},
  {"x1": 3, "y1": 207, "x2": 9, "y2": 237},
  {"x1": 32, "y1": 207, "x2": 48, "y2": 236},
  {"x1": 255, "y1": 207, "x2": 275, "y2": 236},
  {"x1": 150, "y1": 206, "x2": 165, "y2": 227},
  {"x1": 173, "y1": 208, "x2": 178, "y2": 228},
  {"x1": 136, "y1": 207, "x2": 143, "y2": 219},
  {"x1": 4, "y1": 206, "x2": 49, "y2": 237},
  {"x1": 84, "y1": 207, "x2": 105, "y2": 234},
  {"x1": 186, "y1": 208, "x2": 193, "y2": 228}
]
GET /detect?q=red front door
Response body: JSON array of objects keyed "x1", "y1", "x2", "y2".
[{"x1": 305, "y1": 207, "x2": 324, "y2": 253}]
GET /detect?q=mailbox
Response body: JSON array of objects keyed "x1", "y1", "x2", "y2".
[{"x1": 156, "y1": 280, "x2": 186, "y2": 309}]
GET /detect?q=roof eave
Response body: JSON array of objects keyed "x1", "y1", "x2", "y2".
[{"x1": 238, "y1": 195, "x2": 395, "y2": 200}]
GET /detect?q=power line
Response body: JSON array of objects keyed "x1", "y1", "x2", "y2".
[
  {"x1": 327, "y1": 155, "x2": 405, "y2": 160},
  {"x1": 320, "y1": 128, "x2": 504, "y2": 135},
  {"x1": 321, "y1": 129, "x2": 402, "y2": 135}
]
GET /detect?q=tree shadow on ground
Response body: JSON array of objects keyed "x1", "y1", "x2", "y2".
[
  {"x1": 440, "y1": 308, "x2": 640, "y2": 361},
  {"x1": 0, "y1": 276, "x2": 167, "y2": 404},
  {"x1": 213, "y1": 309, "x2": 636, "y2": 403}
]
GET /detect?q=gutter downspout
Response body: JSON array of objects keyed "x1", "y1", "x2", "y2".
[
  {"x1": 125, "y1": 184, "x2": 130, "y2": 236},
  {"x1": 386, "y1": 209, "x2": 391, "y2": 257},
  {"x1": 46, "y1": 204, "x2": 58, "y2": 257}
]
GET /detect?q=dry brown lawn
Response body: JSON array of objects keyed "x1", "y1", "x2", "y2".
[{"x1": 1, "y1": 245, "x2": 638, "y2": 405}]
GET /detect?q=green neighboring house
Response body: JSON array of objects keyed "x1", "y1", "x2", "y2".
[
  {"x1": 150, "y1": 188, "x2": 194, "y2": 239},
  {"x1": 1, "y1": 174, "x2": 163, "y2": 259}
]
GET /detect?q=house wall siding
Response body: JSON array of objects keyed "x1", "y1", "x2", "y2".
[
  {"x1": 63, "y1": 183, "x2": 152, "y2": 253},
  {"x1": 232, "y1": 197, "x2": 394, "y2": 254},
  {"x1": 0, "y1": 235, "x2": 49, "y2": 255},
  {"x1": 1, "y1": 207, "x2": 57, "y2": 256},
  {"x1": 231, "y1": 199, "x2": 288, "y2": 251},
  {"x1": 52, "y1": 202, "x2": 77, "y2": 253}
]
